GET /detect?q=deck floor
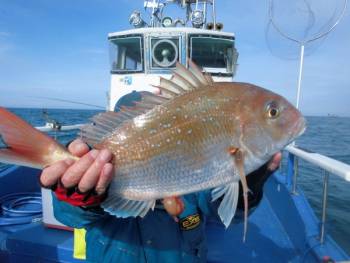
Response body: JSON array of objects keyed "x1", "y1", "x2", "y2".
[
  {"x1": 1, "y1": 196, "x2": 302, "y2": 263},
  {"x1": 207, "y1": 196, "x2": 302, "y2": 263},
  {"x1": 2, "y1": 167, "x2": 347, "y2": 262}
]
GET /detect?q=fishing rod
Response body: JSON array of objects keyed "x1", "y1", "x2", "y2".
[
  {"x1": 26, "y1": 97, "x2": 104, "y2": 132},
  {"x1": 29, "y1": 96, "x2": 105, "y2": 110}
]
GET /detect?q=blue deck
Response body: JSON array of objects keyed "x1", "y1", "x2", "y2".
[
  {"x1": 0, "y1": 165, "x2": 349, "y2": 262},
  {"x1": 206, "y1": 173, "x2": 348, "y2": 262}
]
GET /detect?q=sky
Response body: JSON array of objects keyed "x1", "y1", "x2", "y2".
[{"x1": 0, "y1": 0, "x2": 349, "y2": 116}]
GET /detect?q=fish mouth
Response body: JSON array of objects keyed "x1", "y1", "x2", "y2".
[
  {"x1": 285, "y1": 116, "x2": 306, "y2": 145},
  {"x1": 292, "y1": 116, "x2": 307, "y2": 139},
  {"x1": 297, "y1": 116, "x2": 307, "y2": 137}
]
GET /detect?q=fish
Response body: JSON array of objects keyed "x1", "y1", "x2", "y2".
[{"x1": 0, "y1": 61, "x2": 306, "y2": 241}]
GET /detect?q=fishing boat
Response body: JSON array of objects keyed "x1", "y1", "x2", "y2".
[{"x1": 0, "y1": 1, "x2": 349, "y2": 262}]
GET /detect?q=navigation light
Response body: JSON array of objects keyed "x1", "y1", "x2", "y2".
[
  {"x1": 162, "y1": 17, "x2": 173, "y2": 27},
  {"x1": 129, "y1": 11, "x2": 145, "y2": 28},
  {"x1": 191, "y1": 10, "x2": 204, "y2": 28}
]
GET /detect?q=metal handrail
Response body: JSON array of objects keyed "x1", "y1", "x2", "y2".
[
  {"x1": 285, "y1": 144, "x2": 350, "y2": 244},
  {"x1": 286, "y1": 145, "x2": 350, "y2": 182}
]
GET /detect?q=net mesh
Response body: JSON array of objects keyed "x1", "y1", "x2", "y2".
[{"x1": 266, "y1": 0, "x2": 347, "y2": 59}]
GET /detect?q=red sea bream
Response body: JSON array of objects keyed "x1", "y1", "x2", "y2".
[{"x1": 0, "y1": 61, "x2": 306, "y2": 241}]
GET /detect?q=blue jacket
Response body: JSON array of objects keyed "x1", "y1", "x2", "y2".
[{"x1": 53, "y1": 190, "x2": 225, "y2": 263}]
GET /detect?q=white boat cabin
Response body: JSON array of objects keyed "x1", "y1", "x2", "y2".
[{"x1": 107, "y1": 0, "x2": 239, "y2": 111}]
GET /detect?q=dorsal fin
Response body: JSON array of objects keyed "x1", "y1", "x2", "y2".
[
  {"x1": 80, "y1": 92, "x2": 169, "y2": 147},
  {"x1": 174, "y1": 62, "x2": 202, "y2": 88},
  {"x1": 188, "y1": 59, "x2": 212, "y2": 86},
  {"x1": 203, "y1": 72, "x2": 214, "y2": 86},
  {"x1": 81, "y1": 61, "x2": 212, "y2": 146},
  {"x1": 171, "y1": 72, "x2": 194, "y2": 91},
  {"x1": 155, "y1": 60, "x2": 214, "y2": 99}
]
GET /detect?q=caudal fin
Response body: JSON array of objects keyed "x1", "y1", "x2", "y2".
[{"x1": 0, "y1": 107, "x2": 69, "y2": 169}]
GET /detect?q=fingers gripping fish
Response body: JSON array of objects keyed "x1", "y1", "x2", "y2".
[{"x1": 0, "y1": 61, "x2": 306, "y2": 241}]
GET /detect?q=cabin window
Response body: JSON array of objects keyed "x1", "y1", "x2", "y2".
[
  {"x1": 109, "y1": 36, "x2": 143, "y2": 73},
  {"x1": 150, "y1": 38, "x2": 180, "y2": 69},
  {"x1": 189, "y1": 36, "x2": 237, "y2": 75}
]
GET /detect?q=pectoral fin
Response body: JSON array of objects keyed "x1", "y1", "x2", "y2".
[
  {"x1": 102, "y1": 196, "x2": 156, "y2": 218},
  {"x1": 212, "y1": 182, "x2": 239, "y2": 228}
]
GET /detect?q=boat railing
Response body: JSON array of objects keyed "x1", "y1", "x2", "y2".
[{"x1": 284, "y1": 144, "x2": 350, "y2": 244}]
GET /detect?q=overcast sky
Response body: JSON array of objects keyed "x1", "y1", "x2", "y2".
[{"x1": 0, "y1": 0, "x2": 349, "y2": 116}]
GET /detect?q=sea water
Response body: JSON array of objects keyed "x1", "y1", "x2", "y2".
[
  {"x1": 1, "y1": 108, "x2": 349, "y2": 254},
  {"x1": 291, "y1": 116, "x2": 350, "y2": 255}
]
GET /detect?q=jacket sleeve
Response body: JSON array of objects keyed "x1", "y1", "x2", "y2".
[
  {"x1": 52, "y1": 193, "x2": 106, "y2": 228},
  {"x1": 196, "y1": 190, "x2": 222, "y2": 218}
]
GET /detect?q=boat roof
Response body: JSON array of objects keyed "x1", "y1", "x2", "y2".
[{"x1": 108, "y1": 27, "x2": 235, "y2": 39}]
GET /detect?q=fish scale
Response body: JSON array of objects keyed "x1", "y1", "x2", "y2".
[{"x1": 100, "y1": 87, "x2": 254, "y2": 200}]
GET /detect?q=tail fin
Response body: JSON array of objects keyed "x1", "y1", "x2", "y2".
[{"x1": 0, "y1": 107, "x2": 69, "y2": 169}]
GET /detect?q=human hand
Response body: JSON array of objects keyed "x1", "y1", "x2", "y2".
[
  {"x1": 267, "y1": 152, "x2": 282, "y2": 172},
  {"x1": 40, "y1": 139, "x2": 114, "y2": 206}
]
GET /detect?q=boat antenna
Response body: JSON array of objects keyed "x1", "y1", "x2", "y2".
[
  {"x1": 145, "y1": 0, "x2": 163, "y2": 27},
  {"x1": 268, "y1": 0, "x2": 348, "y2": 109},
  {"x1": 140, "y1": 1, "x2": 219, "y2": 29}
]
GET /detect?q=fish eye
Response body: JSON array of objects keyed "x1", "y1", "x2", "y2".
[{"x1": 265, "y1": 102, "x2": 280, "y2": 119}]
